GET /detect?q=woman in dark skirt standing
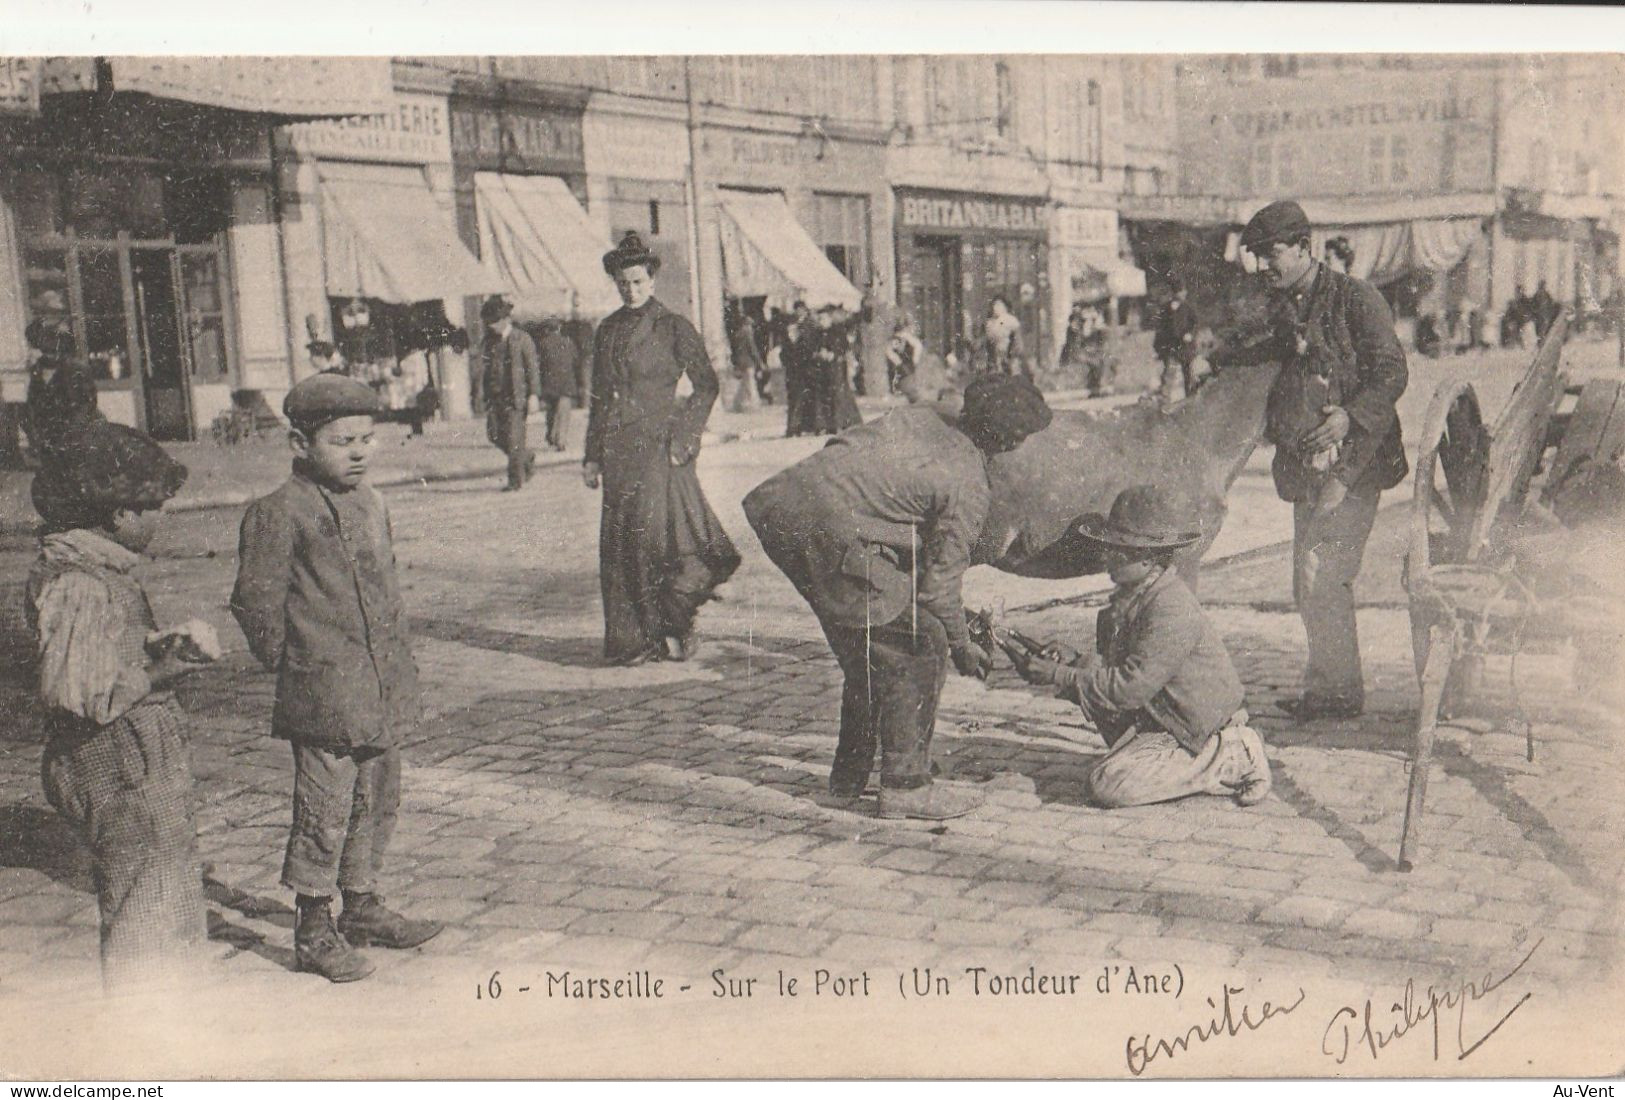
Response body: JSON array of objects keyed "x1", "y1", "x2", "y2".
[{"x1": 582, "y1": 234, "x2": 741, "y2": 665}]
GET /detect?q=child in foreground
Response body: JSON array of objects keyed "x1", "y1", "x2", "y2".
[
  {"x1": 26, "y1": 421, "x2": 218, "y2": 988},
  {"x1": 1008, "y1": 484, "x2": 1273, "y2": 809},
  {"x1": 231, "y1": 374, "x2": 442, "y2": 983}
]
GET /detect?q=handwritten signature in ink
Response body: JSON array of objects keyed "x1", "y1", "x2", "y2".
[
  {"x1": 1321, "y1": 938, "x2": 1542, "y2": 1065},
  {"x1": 1125, "y1": 982, "x2": 1308, "y2": 1076}
]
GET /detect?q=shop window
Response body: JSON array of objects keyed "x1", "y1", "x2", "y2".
[
  {"x1": 77, "y1": 247, "x2": 133, "y2": 382},
  {"x1": 13, "y1": 171, "x2": 64, "y2": 237},
  {"x1": 1389, "y1": 135, "x2": 1409, "y2": 185},
  {"x1": 812, "y1": 192, "x2": 870, "y2": 289},
  {"x1": 182, "y1": 252, "x2": 228, "y2": 379},
  {"x1": 1367, "y1": 137, "x2": 1388, "y2": 187},
  {"x1": 165, "y1": 171, "x2": 228, "y2": 245},
  {"x1": 22, "y1": 246, "x2": 69, "y2": 324},
  {"x1": 67, "y1": 167, "x2": 167, "y2": 240}
]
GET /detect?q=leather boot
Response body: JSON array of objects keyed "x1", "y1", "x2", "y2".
[
  {"x1": 877, "y1": 781, "x2": 984, "y2": 821},
  {"x1": 295, "y1": 896, "x2": 375, "y2": 983},
  {"x1": 338, "y1": 892, "x2": 444, "y2": 950}
]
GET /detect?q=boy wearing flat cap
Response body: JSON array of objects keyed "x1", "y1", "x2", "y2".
[
  {"x1": 1227, "y1": 199, "x2": 1408, "y2": 721},
  {"x1": 1008, "y1": 484, "x2": 1272, "y2": 809},
  {"x1": 231, "y1": 374, "x2": 441, "y2": 983},
  {"x1": 25, "y1": 421, "x2": 216, "y2": 987},
  {"x1": 744, "y1": 374, "x2": 1052, "y2": 820}
]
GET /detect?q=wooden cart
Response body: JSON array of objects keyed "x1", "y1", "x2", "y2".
[{"x1": 1397, "y1": 316, "x2": 1572, "y2": 872}]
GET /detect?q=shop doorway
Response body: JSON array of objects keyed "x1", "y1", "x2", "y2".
[
  {"x1": 909, "y1": 236, "x2": 960, "y2": 364},
  {"x1": 129, "y1": 247, "x2": 192, "y2": 440}
]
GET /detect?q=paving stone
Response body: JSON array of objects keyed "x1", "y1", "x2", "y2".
[
  {"x1": 565, "y1": 909, "x2": 683, "y2": 941},
  {"x1": 1255, "y1": 895, "x2": 1353, "y2": 932},
  {"x1": 733, "y1": 923, "x2": 832, "y2": 956},
  {"x1": 1340, "y1": 907, "x2": 1430, "y2": 941},
  {"x1": 927, "y1": 919, "x2": 1027, "y2": 948},
  {"x1": 567, "y1": 886, "x2": 665, "y2": 912}
]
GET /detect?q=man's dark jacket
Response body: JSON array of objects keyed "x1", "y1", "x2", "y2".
[{"x1": 1227, "y1": 264, "x2": 1409, "y2": 502}]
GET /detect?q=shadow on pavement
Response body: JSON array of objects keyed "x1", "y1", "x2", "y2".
[{"x1": 0, "y1": 803, "x2": 94, "y2": 893}]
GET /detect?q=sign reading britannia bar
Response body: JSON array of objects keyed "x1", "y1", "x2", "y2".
[{"x1": 897, "y1": 188, "x2": 1048, "y2": 234}]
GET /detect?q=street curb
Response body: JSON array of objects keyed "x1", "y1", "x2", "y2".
[{"x1": 0, "y1": 388, "x2": 1120, "y2": 532}]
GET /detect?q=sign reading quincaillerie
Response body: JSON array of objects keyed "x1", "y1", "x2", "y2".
[
  {"x1": 285, "y1": 92, "x2": 452, "y2": 165},
  {"x1": 898, "y1": 189, "x2": 1048, "y2": 235}
]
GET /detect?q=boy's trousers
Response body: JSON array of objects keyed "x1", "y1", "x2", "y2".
[{"x1": 282, "y1": 743, "x2": 400, "y2": 898}]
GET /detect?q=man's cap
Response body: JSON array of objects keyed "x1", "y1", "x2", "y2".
[
  {"x1": 283, "y1": 372, "x2": 382, "y2": 430},
  {"x1": 1075, "y1": 484, "x2": 1203, "y2": 550},
  {"x1": 479, "y1": 295, "x2": 514, "y2": 323},
  {"x1": 958, "y1": 374, "x2": 1053, "y2": 453},
  {"x1": 30, "y1": 420, "x2": 188, "y2": 529},
  {"x1": 1240, "y1": 200, "x2": 1312, "y2": 254}
]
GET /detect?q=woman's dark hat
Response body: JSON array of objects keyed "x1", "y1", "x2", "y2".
[
  {"x1": 602, "y1": 232, "x2": 661, "y2": 277},
  {"x1": 31, "y1": 421, "x2": 188, "y2": 528},
  {"x1": 1076, "y1": 484, "x2": 1203, "y2": 550},
  {"x1": 305, "y1": 339, "x2": 336, "y2": 358},
  {"x1": 25, "y1": 320, "x2": 73, "y2": 357},
  {"x1": 958, "y1": 374, "x2": 1052, "y2": 453},
  {"x1": 479, "y1": 295, "x2": 514, "y2": 324},
  {"x1": 1240, "y1": 200, "x2": 1312, "y2": 254}
]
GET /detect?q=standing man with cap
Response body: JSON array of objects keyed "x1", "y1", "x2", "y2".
[
  {"x1": 1232, "y1": 200, "x2": 1408, "y2": 720},
  {"x1": 480, "y1": 296, "x2": 540, "y2": 491},
  {"x1": 743, "y1": 374, "x2": 1053, "y2": 820}
]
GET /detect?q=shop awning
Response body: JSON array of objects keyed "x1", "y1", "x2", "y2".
[
  {"x1": 1068, "y1": 254, "x2": 1147, "y2": 299},
  {"x1": 1231, "y1": 192, "x2": 1498, "y2": 227},
  {"x1": 474, "y1": 173, "x2": 622, "y2": 320},
  {"x1": 318, "y1": 163, "x2": 506, "y2": 305},
  {"x1": 717, "y1": 191, "x2": 861, "y2": 310},
  {"x1": 1226, "y1": 216, "x2": 1487, "y2": 286},
  {"x1": 105, "y1": 57, "x2": 396, "y2": 118}
]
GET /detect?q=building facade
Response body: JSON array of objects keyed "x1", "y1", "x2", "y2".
[{"x1": 1173, "y1": 54, "x2": 1625, "y2": 326}]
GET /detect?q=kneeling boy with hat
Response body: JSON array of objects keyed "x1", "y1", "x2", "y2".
[
  {"x1": 1007, "y1": 484, "x2": 1272, "y2": 808},
  {"x1": 231, "y1": 374, "x2": 442, "y2": 983}
]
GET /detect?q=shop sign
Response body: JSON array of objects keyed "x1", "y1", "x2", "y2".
[
  {"x1": 1055, "y1": 207, "x2": 1118, "y2": 250},
  {"x1": 451, "y1": 99, "x2": 584, "y2": 173},
  {"x1": 715, "y1": 133, "x2": 808, "y2": 169},
  {"x1": 0, "y1": 59, "x2": 40, "y2": 116},
  {"x1": 584, "y1": 113, "x2": 688, "y2": 181},
  {"x1": 899, "y1": 190, "x2": 1047, "y2": 234},
  {"x1": 286, "y1": 92, "x2": 452, "y2": 165},
  {"x1": 1228, "y1": 94, "x2": 1482, "y2": 139}
]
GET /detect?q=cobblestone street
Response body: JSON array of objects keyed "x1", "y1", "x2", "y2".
[{"x1": 2, "y1": 380, "x2": 1622, "y2": 1077}]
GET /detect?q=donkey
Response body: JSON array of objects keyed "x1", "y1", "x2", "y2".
[{"x1": 975, "y1": 356, "x2": 1286, "y2": 583}]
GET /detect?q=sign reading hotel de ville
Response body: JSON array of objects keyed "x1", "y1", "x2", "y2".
[
  {"x1": 898, "y1": 189, "x2": 1048, "y2": 234},
  {"x1": 285, "y1": 91, "x2": 452, "y2": 165}
]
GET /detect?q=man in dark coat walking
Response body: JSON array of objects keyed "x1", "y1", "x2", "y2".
[
  {"x1": 23, "y1": 318, "x2": 102, "y2": 467},
  {"x1": 744, "y1": 374, "x2": 1053, "y2": 820},
  {"x1": 480, "y1": 296, "x2": 540, "y2": 490},
  {"x1": 1232, "y1": 199, "x2": 1408, "y2": 720},
  {"x1": 534, "y1": 317, "x2": 582, "y2": 452},
  {"x1": 1153, "y1": 278, "x2": 1198, "y2": 399}
]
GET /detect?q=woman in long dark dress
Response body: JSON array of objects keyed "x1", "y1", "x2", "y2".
[{"x1": 582, "y1": 234, "x2": 741, "y2": 666}]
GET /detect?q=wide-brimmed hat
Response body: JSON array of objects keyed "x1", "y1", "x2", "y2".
[
  {"x1": 958, "y1": 374, "x2": 1052, "y2": 454},
  {"x1": 1075, "y1": 484, "x2": 1202, "y2": 550},
  {"x1": 479, "y1": 295, "x2": 514, "y2": 324},
  {"x1": 1240, "y1": 200, "x2": 1312, "y2": 255},
  {"x1": 602, "y1": 232, "x2": 661, "y2": 277},
  {"x1": 31, "y1": 421, "x2": 188, "y2": 529}
]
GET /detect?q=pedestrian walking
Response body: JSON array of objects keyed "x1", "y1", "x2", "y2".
[
  {"x1": 1153, "y1": 278, "x2": 1198, "y2": 400},
  {"x1": 24, "y1": 421, "x2": 212, "y2": 989},
  {"x1": 781, "y1": 301, "x2": 816, "y2": 436},
  {"x1": 811, "y1": 305, "x2": 862, "y2": 434},
  {"x1": 743, "y1": 374, "x2": 1052, "y2": 820},
  {"x1": 231, "y1": 374, "x2": 444, "y2": 983},
  {"x1": 480, "y1": 296, "x2": 540, "y2": 490},
  {"x1": 1007, "y1": 485, "x2": 1272, "y2": 809},
  {"x1": 1234, "y1": 199, "x2": 1408, "y2": 720},
  {"x1": 23, "y1": 316, "x2": 102, "y2": 468},
  {"x1": 582, "y1": 233, "x2": 741, "y2": 666},
  {"x1": 726, "y1": 300, "x2": 764, "y2": 414},
  {"x1": 534, "y1": 317, "x2": 581, "y2": 452},
  {"x1": 982, "y1": 296, "x2": 1027, "y2": 376}
]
